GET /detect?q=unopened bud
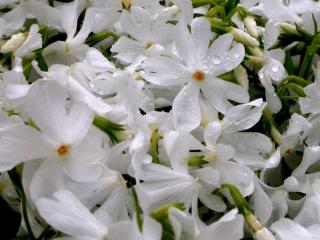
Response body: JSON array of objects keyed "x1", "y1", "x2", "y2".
[
  {"x1": 254, "y1": 228, "x2": 275, "y2": 240},
  {"x1": 1, "y1": 32, "x2": 27, "y2": 53},
  {"x1": 280, "y1": 23, "x2": 298, "y2": 35},
  {"x1": 230, "y1": 28, "x2": 260, "y2": 47},
  {"x1": 244, "y1": 16, "x2": 259, "y2": 38},
  {"x1": 234, "y1": 65, "x2": 249, "y2": 91}
]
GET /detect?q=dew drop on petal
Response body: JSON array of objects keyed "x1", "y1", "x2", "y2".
[
  {"x1": 211, "y1": 55, "x2": 221, "y2": 65},
  {"x1": 97, "y1": 89, "x2": 105, "y2": 95},
  {"x1": 271, "y1": 65, "x2": 279, "y2": 72},
  {"x1": 234, "y1": 52, "x2": 240, "y2": 59},
  {"x1": 258, "y1": 71, "x2": 264, "y2": 79},
  {"x1": 89, "y1": 82, "x2": 95, "y2": 88},
  {"x1": 234, "y1": 120, "x2": 241, "y2": 126},
  {"x1": 224, "y1": 61, "x2": 235, "y2": 72}
]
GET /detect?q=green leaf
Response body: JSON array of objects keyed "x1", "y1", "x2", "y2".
[{"x1": 224, "y1": 0, "x2": 240, "y2": 19}]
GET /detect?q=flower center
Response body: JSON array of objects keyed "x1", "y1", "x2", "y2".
[
  {"x1": 57, "y1": 145, "x2": 69, "y2": 156},
  {"x1": 145, "y1": 42, "x2": 153, "y2": 49},
  {"x1": 192, "y1": 71, "x2": 205, "y2": 81},
  {"x1": 122, "y1": 0, "x2": 131, "y2": 8}
]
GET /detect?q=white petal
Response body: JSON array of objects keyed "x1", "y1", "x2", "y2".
[
  {"x1": 174, "y1": 19, "x2": 193, "y2": 65},
  {"x1": 36, "y1": 190, "x2": 107, "y2": 238},
  {"x1": 62, "y1": 102, "x2": 93, "y2": 145},
  {"x1": 60, "y1": 0, "x2": 81, "y2": 41},
  {"x1": 216, "y1": 161, "x2": 254, "y2": 197},
  {"x1": 208, "y1": 34, "x2": 245, "y2": 76},
  {"x1": 202, "y1": 79, "x2": 249, "y2": 114},
  {"x1": 29, "y1": 159, "x2": 64, "y2": 203},
  {"x1": 198, "y1": 209, "x2": 244, "y2": 240},
  {"x1": 5, "y1": 83, "x2": 30, "y2": 99},
  {"x1": 85, "y1": 48, "x2": 115, "y2": 70},
  {"x1": 15, "y1": 24, "x2": 42, "y2": 57},
  {"x1": 0, "y1": 124, "x2": 52, "y2": 171},
  {"x1": 191, "y1": 17, "x2": 212, "y2": 61},
  {"x1": 264, "y1": 20, "x2": 280, "y2": 50},
  {"x1": 111, "y1": 36, "x2": 144, "y2": 64},
  {"x1": 171, "y1": 0, "x2": 193, "y2": 24},
  {"x1": 172, "y1": 82, "x2": 201, "y2": 132},
  {"x1": 27, "y1": 80, "x2": 67, "y2": 144},
  {"x1": 292, "y1": 147, "x2": 320, "y2": 177},
  {"x1": 199, "y1": 189, "x2": 226, "y2": 212},
  {"x1": 68, "y1": 8, "x2": 95, "y2": 46},
  {"x1": 120, "y1": 7, "x2": 152, "y2": 42},
  {"x1": 251, "y1": 178, "x2": 273, "y2": 224},
  {"x1": 271, "y1": 218, "x2": 313, "y2": 240},
  {"x1": 142, "y1": 216, "x2": 162, "y2": 240},
  {"x1": 68, "y1": 77, "x2": 112, "y2": 114},
  {"x1": 222, "y1": 98, "x2": 266, "y2": 133},
  {"x1": 141, "y1": 56, "x2": 189, "y2": 86},
  {"x1": 169, "y1": 208, "x2": 196, "y2": 239},
  {"x1": 163, "y1": 131, "x2": 189, "y2": 174},
  {"x1": 204, "y1": 121, "x2": 222, "y2": 149}
]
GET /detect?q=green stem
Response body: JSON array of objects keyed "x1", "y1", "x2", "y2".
[{"x1": 131, "y1": 186, "x2": 143, "y2": 232}]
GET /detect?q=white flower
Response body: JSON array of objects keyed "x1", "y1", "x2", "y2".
[
  {"x1": 142, "y1": 17, "x2": 249, "y2": 126},
  {"x1": 0, "y1": 81, "x2": 99, "y2": 182},
  {"x1": 111, "y1": 6, "x2": 174, "y2": 64}
]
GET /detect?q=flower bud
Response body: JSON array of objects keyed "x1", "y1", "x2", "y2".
[
  {"x1": 1, "y1": 32, "x2": 26, "y2": 53},
  {"x1": 244, "y1": 16, "x2": 259, "y2": 38},
  {"x1": 254, "y1": 228, "x2": 275, "y2": 240},
  {"x1": 230, "y1": 28, "x2": 260, "y2": 47},
  {"x1": 234, "y1": 65, "x2": 249, "y2": 91}
]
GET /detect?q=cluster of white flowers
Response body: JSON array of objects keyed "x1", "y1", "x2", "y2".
[{"x1": 1, "y1": 0, "x2": 320, "y2": 239}]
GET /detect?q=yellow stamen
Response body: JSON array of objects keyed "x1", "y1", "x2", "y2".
[
  {"x1": 192, "y1": 71, "x2": 205, "y2": 81},
  {"x1": 57, "y1": 145, "x2": 69, "y2": 156}
]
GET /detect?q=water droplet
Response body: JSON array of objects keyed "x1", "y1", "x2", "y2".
[
  {"x1": 211, "y1": 55, "x2": 221, "y2": 65},
  {"x1": 89, "y1": 82, "x2": 95, "y2": 88},
  {"x1": 97, "y1": 89, "x2": 105, "y2": 95},
  {"x1": 234, "y1": 53, "x2": 240, "y2": 58},
  {"x1": 234, "y1": 121, "x2": 241, "y2": 126},
  {"x1": 258, "y1": 71, "x2": 264, "y2": 79},
  {"x1": 271, "y1": 65, "x2": 279, "y2": 72},
  {"x1": 224, "y1": 61, "x2": 235, "y2": 72}
]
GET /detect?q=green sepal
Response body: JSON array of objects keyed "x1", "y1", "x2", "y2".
[
  {"x1": 85, "y1": 32, "x2": 118, "y2": 46},
  {"x1": 220, "y1": 183, "x2": 253, "y2": 217},
  {"x1": 150, "y1": 203, "x2": 185, "y2": 240},
  {"x1": 150, "y1": 129, "x2": 161, "y2": 164},
  {"x1": 93, "y1": 115, "x2": 124, "y2": 144},
  {"x1": 284, "y1": 51, "x2": 295, "y2": 75},
  {"x1": 131, "y1": 186, "x2": 144, "y2": 232},
  {"x1": 187, "y1": 155, "x2": 207, "y2": 167},
  {"x1": 192, "y1": 0, "x2": 218, "y2": 8}
]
